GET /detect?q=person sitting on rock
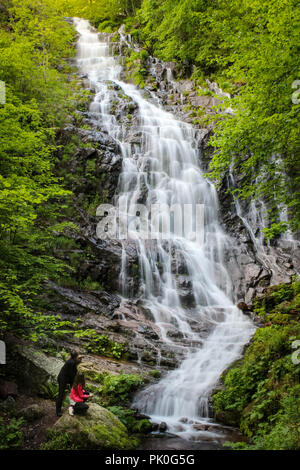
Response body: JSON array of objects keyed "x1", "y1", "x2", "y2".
[
  {"x1": 56, "y1": 350, "x2": 82, "y2": 417},
  {"x1": 69, "y1": 372, "x2": 93, "y2": 416}
]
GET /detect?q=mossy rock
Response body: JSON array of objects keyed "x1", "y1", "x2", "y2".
[
  {"x1": 51, "y1": 403, "x2": 137, "y2": 450},
  {"x1": 17, "y1": 404, "x2": 45, "y2": 423},
  {"x1": 133, "y1": 418, "x2": 152, "y2": 434}
]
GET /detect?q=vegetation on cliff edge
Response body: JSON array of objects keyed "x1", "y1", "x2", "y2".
[{"x1": 57, "y1": 0, "x2": 300, "y2": 237}]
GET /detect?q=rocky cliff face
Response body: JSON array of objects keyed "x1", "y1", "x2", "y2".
[{"x1": 113, "y1": 36, "x2": 299, "y2": 307}]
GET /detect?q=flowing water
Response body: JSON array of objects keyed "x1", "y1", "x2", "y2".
[
  {"x1": 228, "y1": 169, "x2": 298, "y2": 285},
  {"x1": 74, "y1": 18, "x2": 255, "y2": 445}
]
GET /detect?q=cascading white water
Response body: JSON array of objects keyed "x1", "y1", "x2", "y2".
[
  {"x1": 228, "y1": 169, "x2": 299, "y2": 286},
  {"x1": 74, "y1": 18, "x2": 255, "y2": 441}
]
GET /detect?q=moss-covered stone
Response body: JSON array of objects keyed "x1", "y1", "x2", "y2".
[
  {"x1": 107, "y1": 406, "x2": 152, "y2": 434},
  {"x1": 133, "y1": 418, "x2": 152, "y2": 434},
  {"x1": 48, "y1": 403, "x2": 138, "y2": 450}
]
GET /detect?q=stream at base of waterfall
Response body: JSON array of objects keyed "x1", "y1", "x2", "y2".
[{"x1": 73, "y1": 17, "x2": 256, "y2": 449}]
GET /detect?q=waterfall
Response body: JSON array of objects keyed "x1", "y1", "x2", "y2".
[
  {"x1": 228, "y1": 169, "x2": 298, "y2": 286},
  {"x1": 73, "y1": 18, "x2": 255, "y2": 441}
]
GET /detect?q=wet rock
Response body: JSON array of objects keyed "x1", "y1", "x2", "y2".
[
  {"x1": 166, "y1": 326, "x2": 184, "y2": 340},
  {"x1": 125, "y1": 130, "x2": 143, "y2": 145},
  {"x1": 252, "y1": 315, "x2": 265, "y2": 327},
  {"x1": 159, "y1": 421, "x2": 168, "y2": 432},
  {"x1": 237, "y1": 301, "x2": 254, "y2": 317},
  {"x1": 179, "y1": 417, "x2": 188, "y2": 424},
  {"x1": 73, "y1": 147, "x2": 98, "y2": 160},
  {"x1": 141, "y1": 350, "x2": 157, "y2": 364},
  {"x1": 64, "y1": 17, "x2": 74, "y2": 26},
  {"x1": 51, "y1": 32, "x2": 300, "y2": 385},
  {"x1": 134, "y1": 412, "x2": 151, "y2": 420},
  {"x1": 176, "y1": 276, "x2": 196, "y2": 308},
  {"x1": 192, "y1": 423, "x2": 211, "y2": 431},
  {"x1": 79, "y1": 352, "x2": 153, "y2": 378},
  {"x1": 44, "y1": 282, "x2": 121, "y2": 318},
  {"x1": 137, "y1": 305, "x2": 155, "y2": 323},
  {"x1": 78, "y1": 129, "x2": 119, "y2": 151},
  {"x1": 237, "y1": 301, "x2": 249, "y2": 312},
  {"x1": 218, "y1": 174, "x2": 299, "y2": 302},
  {"x1": 138, "y1": 325, "x2": 158, "y2": 339},
  {"x1": 245, "y1": 264, "x2": 263, "y2": 285},
  {"x1": 191, "y1": 94, "x2": 219, "y2": 110},
  {"x1": 151, "y1": 422, "x2": 159, "y2": 431}
]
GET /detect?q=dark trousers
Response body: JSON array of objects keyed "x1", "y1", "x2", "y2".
[
  {"x1": 73, "y1": 401, "x2": 89, "y2": 415},
  {"x1": 56, "y1": 378, "x2": 70, "y2": 414}
]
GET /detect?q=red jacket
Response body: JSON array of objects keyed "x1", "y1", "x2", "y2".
[{"x1": 70, "y1": 385, "x2": 89, "y2": 403}]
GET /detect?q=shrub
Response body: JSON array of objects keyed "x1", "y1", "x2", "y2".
[
  {"x1": 39, "y1": 382, "x2": 59, "y2": 400},
  {"x1": 98, "y1": 373, "x2": 144, "y2": 406},
  {"x1": 74, "y1": 329, "x2": 125, "y2": 359},
  {"x1": 212, "y1": 280, "x2": 300, "y2": 450},
  {"x1": 40, "y1": 430, "x2": 79, "y2": 450},
  {"x1": 107, "y1": 406, "x2": 152, "y2": 434},
  {"x1": 0, "y1": 417, "x2": 23, "y2": 450}
]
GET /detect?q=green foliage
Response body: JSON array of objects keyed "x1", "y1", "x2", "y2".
[
  {"x1": 90, "y1": 0, "x2": 299, "y2": 236},
  {"x1": 253, "y1": 278, "x2": 300, "y2": 324},
  {"x1": 262, "y1": 222, "x2": 289, "y2": 241},
  {"x1": 74, "y1": 329, "x2": 126, "y2": 359},
  {"x1": 212, "y1": 280, "x2": 300, "y2": 450},
  {"x1": 39, "y1": 382, "x2": 59, "y2": 400},
  {"x1": 149, "y1": 369, "x2": 160, "y2": 378},
  {"x1": 49, "y1": 2, "x2": 299, "y2": 237},
  {"x1": 96, "y1": 373, "x2": 144, "y2": 406},
  {"x1": 54, "y1": 0, "x2": 142, "y2": 31},
  {"x1": 225, "y1": 385, "x2": 300, "y2": 450},
  {"x1": 135, "y1": 0, "x2": 299, "y2": 235},
  {"x1": 125, "y1": 49, "x2": 149, "y2": 88},
  {"x1": 0, "y1": 0, "x2": 89, "y2": 339},
  {"x1": 0, "y1": 0, "x2": 77, "y2": 123},
  {"x1": 58, "y1": 275, "x2": 104, "y2": 292},
  {"x1": 206, "y1": 0, "x2": 300, "y2": 235},
  {"x1": 107, "y1": 406, "x2": 152, "y2": 434},
  {"x1": 42, "y1": 405, "x2": 138, "y2": 450},
  {"x1": 132, "y1": 0, "x2": 216, "y2": 68},
  {"x1": 41, "y1": 430, "x2": 79, "y2": 450},
  {"x1": 87, "y1": 422, "x2": 138, "y2": 450},
  {"x1": 12, "y1": 311, "x2": 75, "y2": 344},
  {"x1": 0, "y1": 417, "x2": 24, "y2": 450}
]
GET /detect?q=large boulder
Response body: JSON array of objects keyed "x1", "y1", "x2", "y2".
[
  {"x1": 51, "y1": 402, "x2": 137, "y2": 450},
  {"x1": 7, "y1": 345, "x2": 64, "y2": 395}
]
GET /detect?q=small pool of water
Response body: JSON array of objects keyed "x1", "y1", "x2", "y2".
[{"x1": 137, "y1": 423, "x2": 246, "y2": 450}]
